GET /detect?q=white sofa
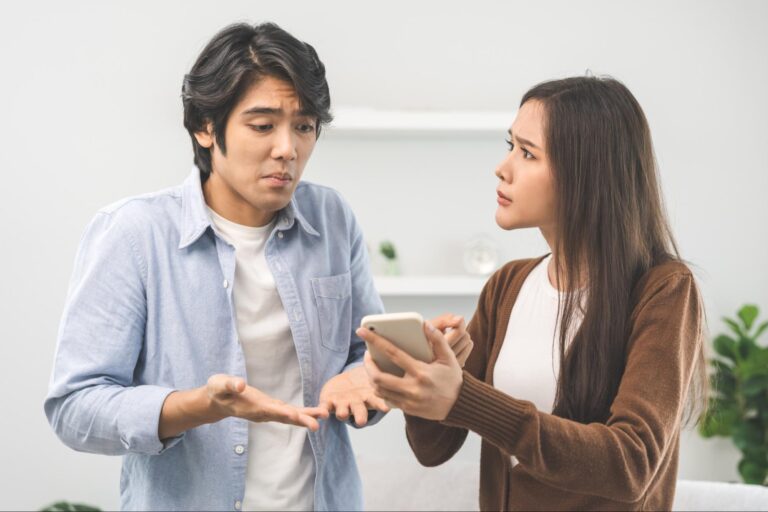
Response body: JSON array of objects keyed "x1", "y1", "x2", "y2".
[{"x1": 357, "y1": 455, "x2": 768, "y2": 511}]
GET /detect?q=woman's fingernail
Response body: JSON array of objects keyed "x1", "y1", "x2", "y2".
[{"x1": 426, "y1": 321, "x2": 436, "y2": 332}]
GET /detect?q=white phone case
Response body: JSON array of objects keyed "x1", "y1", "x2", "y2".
[{"x1": 360, "y1": 312, "x2": 434, "y2": 377}]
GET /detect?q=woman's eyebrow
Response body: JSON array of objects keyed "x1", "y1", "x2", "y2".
[{"x1": 507, "y1": 129, "x2": 540, "y2": 150}]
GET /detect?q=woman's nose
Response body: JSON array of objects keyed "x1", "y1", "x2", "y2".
[{"x1": 495, "y1": 157, "x2": 513, "y2": 182}]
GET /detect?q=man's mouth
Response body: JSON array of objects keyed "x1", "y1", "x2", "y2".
[{"x1": 262, "y1": 173, "x2": 293, "y2": 186}]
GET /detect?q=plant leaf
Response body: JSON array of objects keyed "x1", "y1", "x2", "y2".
[
  {"x1": 737, "y1": 336, "x2": 758, "y2": 360},
  {"x1": 39, "y1": 503, "x2": 101, "y2": 512},
  {"x1": 738, "y1": 458, "x2": 768, "y2": 485},
  {"x1": 713, "y1": 335, "x2": 739, "y2": 362},
  {"x1": 732, "y1": 420, "x2": 765, "y2": 451},
  {"x1": 710, "y1": 360, "x2": 737, "y2": 399},
  {"x1": 754, "y1": 320, "x2": 768, "y2": 343},
  {"x1": 40, "y1": 503, "x2": 73, "y2": 512},
  {"x1": 737, "y1": 349, "x2": 768, "y2": 380},
  {"x1": 738, "y1": 305, "x2": 759, "y2": 331},
  {"x1": 724, "y1": 317, "x2": 746, "y2": 338},
  {"x1": 72, "y1": 505, "x2": 101, "y2": 512},
  {"x1": 742, "y1": 375, "x2": 768, "y2": 396},
  {"x1": 379, "y1": 241, "x2": 396, "y2": 260},
  {"x1": 699, "y1": 399, "x2": 740, "y2": 437}
]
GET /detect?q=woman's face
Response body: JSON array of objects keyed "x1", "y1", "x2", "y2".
[{"x1": 494, "y1": 99, "x2": 557, "y2": 234}]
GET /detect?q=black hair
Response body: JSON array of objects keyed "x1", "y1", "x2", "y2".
[{"x1": 182, "y1": 22, "x2": 332, "y2": 179}]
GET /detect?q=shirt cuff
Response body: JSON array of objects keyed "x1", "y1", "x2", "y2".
[
  {"x1": 117, "y1": 385, "x2": 184, "y2": 455},
  {"x1": 342, "y1": 359, "x2": 364, "y2": 373}
]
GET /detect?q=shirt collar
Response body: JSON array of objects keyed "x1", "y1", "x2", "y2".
[
  {"x1": 178, "y1": 168, "x2": 319, "y2": 250},
  {"x1": 278, "y1": 194, "x2": 321, "y2": 238}
]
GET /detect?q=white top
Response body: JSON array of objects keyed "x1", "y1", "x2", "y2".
[
  {"x1": 494, "y1": 257, "x2": 583, "y2": 397},
  {"x1": 493, "y1": 255, "x2": 582, "y2": 466},
  {"x1": 208, "y1": 208, "x2": 315, "y2": 512}
]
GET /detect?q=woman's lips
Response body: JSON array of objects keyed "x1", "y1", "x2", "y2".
[{"x1": 497, "y1": 190, "x2": 512, "y2": 206}]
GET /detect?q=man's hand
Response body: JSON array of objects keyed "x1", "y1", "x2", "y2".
[
  {"x1": 318, "y1": 366, "x2": 390, "y2": 426},
  {"x1": 430, "y1": 314, "x2": 474, "y2": 367},
  {"x1": 206, "y1": 374, "x2": 329, "y2": 431}
]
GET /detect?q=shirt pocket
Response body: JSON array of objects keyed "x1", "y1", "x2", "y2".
[{"x1": 311, "y1": 271, "x2": 352, "y2": 353}]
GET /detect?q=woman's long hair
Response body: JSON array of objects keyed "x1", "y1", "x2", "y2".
[{"x1": 520, "y1": 76, "x2": 707, "y2": 425}]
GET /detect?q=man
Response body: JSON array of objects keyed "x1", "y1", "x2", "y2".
[{"x1": 45, "y1": 22, "x2": 389, "y2": 511}]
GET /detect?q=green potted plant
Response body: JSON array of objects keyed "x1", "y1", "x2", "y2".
[
  {"x1": 41, "y1": 502, "x2": 101, "y2": 511},
  {"x1": 379, "y1": 240, "x2": 400, "y2": 275},
  {"x1": 699, "y1": 304, "x2": 768, "y2": 485}
]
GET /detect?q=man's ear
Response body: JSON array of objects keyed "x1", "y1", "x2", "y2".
[{"x1": 193, "y1": 122, "x2": 214, "y2": 149}]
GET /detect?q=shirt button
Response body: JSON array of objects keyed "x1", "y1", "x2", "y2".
[
  {"x1": 223, "y1": 279, "x2": 229, "y2": 289},
  {"x1": 234, "y1": 444, "x2": 245, "y2": 455},
  {"x1": 277, "y1": 231, "x2": 284, "y2": 239},
  {"x1": 234, "y1": 500, "x2": 242, "y2": 510}
]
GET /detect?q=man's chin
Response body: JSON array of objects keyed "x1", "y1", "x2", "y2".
[{"x1": 249, "y1": 195, "x2": 293, "y2": 217}]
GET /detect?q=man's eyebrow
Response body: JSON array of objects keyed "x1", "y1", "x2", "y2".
[
  {"x1": 507, "y1": 129, "x2": 541, "y2": 150},
  {"x1": 241, "y1": 106, "x2": 281, "y2": 116},
  {"x1": 240, "y1": 106, "x2": 316, "y2": 118}
]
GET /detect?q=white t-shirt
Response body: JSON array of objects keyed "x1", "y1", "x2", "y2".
[
  {"x1": 493, "y1": 254, "x2": 583, "y2": 412},
  {"x1": 208, "y1": 208, "x2": 315, "y2": 512}
]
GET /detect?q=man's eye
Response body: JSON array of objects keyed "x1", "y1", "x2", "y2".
[
  {"x1": 249, "y1": 124, "x2": 273, "y2": 132},
  {"x1": 297, "y1": 123, "x2": 316, "y2": 133}
]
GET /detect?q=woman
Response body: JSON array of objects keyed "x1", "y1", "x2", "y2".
[{"x1": 358, "y1": 76, "x2": 708, "y2": 511}]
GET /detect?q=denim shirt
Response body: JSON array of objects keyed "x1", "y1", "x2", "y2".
[{"x1": 44, "y1": 169, "x2": 385, "y2": 511}]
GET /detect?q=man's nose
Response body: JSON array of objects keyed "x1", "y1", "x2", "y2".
[{"x1": 271, "y1": 126, "x2": 297, "y2": 161}]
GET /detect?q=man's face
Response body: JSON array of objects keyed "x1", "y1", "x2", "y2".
[{"x1": 196, "y1": 75, "x2": 318, "y2": 226}]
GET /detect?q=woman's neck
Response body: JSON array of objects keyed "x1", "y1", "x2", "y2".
[{"x1": 541, "y1": 227, "x2": 586, "y2": 292}]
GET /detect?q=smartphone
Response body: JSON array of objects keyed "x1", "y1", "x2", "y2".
[{"x1": 360, "y1": 312, "x2": 434, "y2": 377}]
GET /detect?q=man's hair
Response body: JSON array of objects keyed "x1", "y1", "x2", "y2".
[{"x1": 182, "y1": 22, "x2": 332, "y2": 179}]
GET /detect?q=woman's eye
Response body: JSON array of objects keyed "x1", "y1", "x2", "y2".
[
  {"x1": 249, "y1": 124, "x2": 273, "y2": 132},
  {"x1": 505, "y1": 139, "x2": 514, "y2": 152},
  {"x1": 522, "y1": 148, "x2": 534, "y2": 159}
]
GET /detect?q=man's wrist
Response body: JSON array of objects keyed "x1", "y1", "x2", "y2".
[{"x1": 193, "y1": 386, "x2": 228, "y2": 425}]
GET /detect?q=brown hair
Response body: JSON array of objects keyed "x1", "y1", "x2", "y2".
[{"x1": 520, "y1": 76, "x2": 707, "y2": 425}]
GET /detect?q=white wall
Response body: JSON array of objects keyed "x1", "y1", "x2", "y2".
[{"x1": 1, "y1": 0, "x2": 766, "y2": 509}]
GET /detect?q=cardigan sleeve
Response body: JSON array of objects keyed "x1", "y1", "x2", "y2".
[
  {"x1": 442, "y1": 271, "x2": 702, "y2": 503},
  {"x1": 403, "y1": 273, "x2": 497, "y2": 466}
]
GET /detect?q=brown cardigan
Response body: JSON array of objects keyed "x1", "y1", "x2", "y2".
[{"x1": 405, "y1": 256, "x2": 702, "y2": 511}]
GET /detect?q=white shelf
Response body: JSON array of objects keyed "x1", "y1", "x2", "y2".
[
  {"x1": 374, "y1": 275, "x2": 487, "y2": 297},
  {"x1": 327, "y1": 107, "x2": 513, "y2": 134}
]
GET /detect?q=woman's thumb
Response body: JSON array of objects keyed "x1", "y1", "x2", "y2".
[{"x1": 424, "y1": 321, "x2": 455, "y2": 361}]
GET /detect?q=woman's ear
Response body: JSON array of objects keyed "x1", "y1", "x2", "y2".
[{"x1": 193, "y1": 122, "x2": 214, "y2": 149}]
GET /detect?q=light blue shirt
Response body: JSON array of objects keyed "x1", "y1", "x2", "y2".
[{"x1": 44, "y1": 169, "x2": 385, "y2": 511}]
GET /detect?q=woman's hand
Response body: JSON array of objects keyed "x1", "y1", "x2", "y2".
[
  {"x1": 357, "y1": 321, "x2": 463, "y2": 421},
  {"x1": 429, "y1": 314, "x2": 474, "y2": 367}
]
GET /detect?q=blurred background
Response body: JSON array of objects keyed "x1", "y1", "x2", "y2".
[{"x1": 1, "y1": 0, "x2": 766, "y2": 509}]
